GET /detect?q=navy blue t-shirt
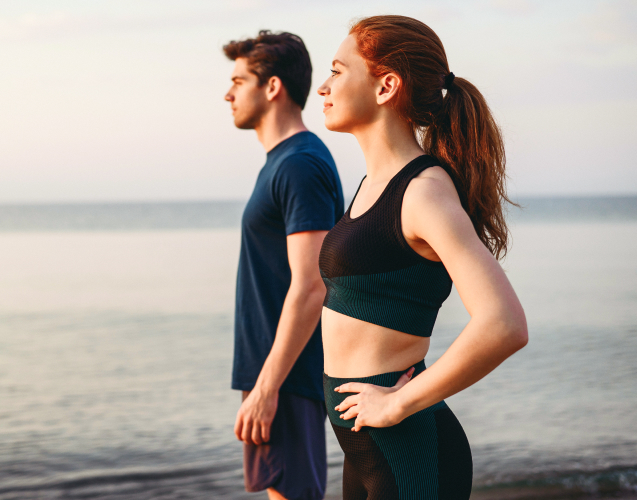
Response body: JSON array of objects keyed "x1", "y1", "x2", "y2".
[{"x1": 232, "y1": 132, "x2": 344, "y2": 401}]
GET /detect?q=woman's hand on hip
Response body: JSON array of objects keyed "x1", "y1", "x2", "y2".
[{"x1": 334, "y1": 367, "x2": 415, "y2": 431}]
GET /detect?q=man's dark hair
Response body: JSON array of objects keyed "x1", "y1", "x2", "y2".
[{"x1": 223, "y1": 30, "x2": 312, "y2": 110}]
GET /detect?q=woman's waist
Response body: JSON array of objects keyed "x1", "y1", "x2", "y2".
[
  {"x1": 322, "y1": 307, "x2": 430, "y2": 378},
  {"x1": 324, "y1": 359, "x2": 426, "y2": 387},
  {"x1": 323, "y1": 359, "x2": 431, "y2": 429}
]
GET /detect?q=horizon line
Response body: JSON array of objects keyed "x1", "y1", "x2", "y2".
[{"x1": 1, "y1": 192, "x2": 637, "y2": 207}]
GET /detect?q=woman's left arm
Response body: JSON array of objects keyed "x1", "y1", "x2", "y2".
[{"x1": 337, "y1": 168, "x2": 528, "y2": 431}]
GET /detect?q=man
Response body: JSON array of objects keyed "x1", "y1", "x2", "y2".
[{"x1": 223, "y1": 31, "x2": 344, "y2": 500}]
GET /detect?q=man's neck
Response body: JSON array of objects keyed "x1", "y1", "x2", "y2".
[{"x1": 254, "y1": 106, "x2": 308, "y2": 152}]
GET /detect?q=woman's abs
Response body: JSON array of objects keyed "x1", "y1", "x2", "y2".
[{"x1": 322, "y1": 307, "x2": 430, "y2": 378}]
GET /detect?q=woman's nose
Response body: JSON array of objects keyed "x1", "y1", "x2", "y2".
[{"x1": 317, "y1": 82, "x2": 330, "y2": 96}]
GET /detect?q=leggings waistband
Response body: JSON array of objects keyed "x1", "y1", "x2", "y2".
[{"x1": 323, "y1": 360, "x2": 426, "y2": 429}]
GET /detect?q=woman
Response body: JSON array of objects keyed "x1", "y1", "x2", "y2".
[{"x1": 317, "y1": 15, "x2": 528, "y2": 500}]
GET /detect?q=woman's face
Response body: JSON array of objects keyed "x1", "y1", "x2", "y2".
[{"x1": 317, "y1": 35, "x2": 379, "y2": 133}]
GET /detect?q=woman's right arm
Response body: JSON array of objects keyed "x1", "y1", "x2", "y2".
[{"x1": 391, "y1": 167, "x2": 528, "y2": 420}]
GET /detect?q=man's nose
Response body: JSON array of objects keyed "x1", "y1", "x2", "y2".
[{"x1": 225, "y1": 93, "x2": 234, "y2": 102}]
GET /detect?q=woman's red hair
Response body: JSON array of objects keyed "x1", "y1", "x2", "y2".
[{"x1": 350, "y1": 15, "x2": 515, "y2": 259}]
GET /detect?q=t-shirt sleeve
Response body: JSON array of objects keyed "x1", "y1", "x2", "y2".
[{"x1": 272, "y1": 153, "x2": 338, "y2": 235}]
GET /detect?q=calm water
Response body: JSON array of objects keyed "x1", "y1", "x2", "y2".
[{"x1": 0, "y1": 197, "x2": 636, "y2": 499}]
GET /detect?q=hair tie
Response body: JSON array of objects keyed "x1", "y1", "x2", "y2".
[{"x1": 443, "y1": 72, "x2": 455, "y2": 89}]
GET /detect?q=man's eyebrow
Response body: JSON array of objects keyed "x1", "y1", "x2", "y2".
[
  {"x1": 332, "y1": 59, "x2": 346, "y2": 67},
  {"x1": 231, "y1": 75, "x2": 245, "y2": 82}
]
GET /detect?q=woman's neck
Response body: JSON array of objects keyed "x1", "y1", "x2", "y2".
[{"x1": 352, "y1": 115, "x2": 425, "y2": 183}]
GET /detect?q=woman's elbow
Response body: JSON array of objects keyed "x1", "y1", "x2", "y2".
[
  {"x1": 505, "y1": 312, "x2": 528, "y2": 352},
  {"x1": 485, "y1": 307, "x2": 528, "y2": 353},
  {"x1": 511, "y1": 322, "x2": 528, "y2": 351}
]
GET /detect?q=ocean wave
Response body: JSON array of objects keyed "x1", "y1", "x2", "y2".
[
  {"x1": 5, "y1": 462, "x2": 637, "y2": 500},
  {"x1": 472, "y1": 466, "x2": 637, "y2": 499},
  {"x1": 0, "y1": 461, "x2": 252, "y2": 500}
]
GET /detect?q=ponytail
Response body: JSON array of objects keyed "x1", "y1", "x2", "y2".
[
  {"x1": 421, "y1": 77, "x2": 515, "y2": 259},
  {"x1": 351, "y1": 15, "x2": 515, "y2": 259}
]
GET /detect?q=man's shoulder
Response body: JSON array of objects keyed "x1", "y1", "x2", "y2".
[
  {"x1": 273, "y1": 131, "x2": 333, "y2": 162},
  {"x1": 272, "y1": 134, "x2": 335, "y2": 177}
]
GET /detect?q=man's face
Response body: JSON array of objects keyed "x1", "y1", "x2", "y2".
[{"x1": 224, "y1": 58, "x2": 268, "y2": 130}]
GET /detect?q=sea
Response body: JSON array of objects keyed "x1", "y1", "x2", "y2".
[{"x1": 0, "y1": 196, "x2": 636, "y2": 500}]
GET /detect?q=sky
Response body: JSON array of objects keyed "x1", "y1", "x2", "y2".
[{"x1": 1, "y1": 0, "x2": 636, "y2": 203}]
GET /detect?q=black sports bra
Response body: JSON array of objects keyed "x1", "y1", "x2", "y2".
[{"x1": 318, "y1": 155, "x2": 453, "y2": 337}]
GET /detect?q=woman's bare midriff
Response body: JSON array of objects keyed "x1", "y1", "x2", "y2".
[{"x1": 322, "y1": 307, "x2": 431, "y2": 378}]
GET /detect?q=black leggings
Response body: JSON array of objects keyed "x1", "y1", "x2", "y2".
[{"x1": 324, "y1": 361, "x2": 473, "y2": 500}]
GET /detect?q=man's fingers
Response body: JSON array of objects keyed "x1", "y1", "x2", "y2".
[
  {"x1": 237, "y1": 416, "x2": 272, "y2": 446},
  {"x1": 234, "y1": 413, "x2": 244, "y2": 441},
  {"x1": 335, "y1": 395, "x2": 360, "y2": 412},
  {"x1": 261, "y1": 421, "x2": 272, "y2": 443},
  {"x1": 335, "y1": 382, "x2": 365, "y2": 394},
  {"x1": 394, "y1": 367, "x2": 415, "y2": 389},
  {"x1": 241, "y1": 419, "x2": 254, "y2": 445},
  {"x1": 251, "y1": 422, "x2": 262, "y2": 446}
]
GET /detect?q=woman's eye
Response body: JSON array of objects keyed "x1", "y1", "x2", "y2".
[{"x1": 330, "y1": 69, "x2": 339, "y2": 76}]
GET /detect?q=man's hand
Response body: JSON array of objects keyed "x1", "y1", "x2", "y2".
[{"x1": 235, "y1": 388, "x2": 279, "y2": 445}]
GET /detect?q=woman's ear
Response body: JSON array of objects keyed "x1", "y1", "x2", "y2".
[{"x1": 376, "y1": 73, "x2": 401, "y2": 105}]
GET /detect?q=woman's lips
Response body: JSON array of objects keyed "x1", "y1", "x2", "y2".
[{"x1": 323, "y1": 103, "x2": 332, "y2": 113}]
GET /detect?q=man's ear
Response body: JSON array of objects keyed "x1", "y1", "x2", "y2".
[
  {"x1": 265, "y1": 76, "x2": 284, "y2": 102},
  {"x1": 376, "y1": 73, "x2": 401, "y2": 106}
]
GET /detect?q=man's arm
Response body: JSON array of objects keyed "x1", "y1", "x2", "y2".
[{"x1": 234, "y1": 230, "x2": 328, "y2": 445}]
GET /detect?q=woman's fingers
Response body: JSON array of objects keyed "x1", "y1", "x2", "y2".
[
  {"x1": 340, "y1": 405, "x2": 360, "y2": 420},
  {"x1": 335, "y1": 394, "x2": 360, "y2": 411},
  {"x1": 393, "y1": 367, "x2": 415, "y2": 389},
  {"x1": 352, "y1": 416, "x2": 364, "y2": 432},
  {"x1": 336, "y1": 374, "x2": 415, "y2": 431},
  {"x1": 334, "y1": 382, "x2": 366, "y2": 393}
]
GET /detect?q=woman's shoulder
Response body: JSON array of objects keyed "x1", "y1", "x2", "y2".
[
  {"x1": 405, "y1": 165, "x2": 460, "y2": 211},
  {"x1": 401, "y1": 163, "x2": 473, "y2": 244}
]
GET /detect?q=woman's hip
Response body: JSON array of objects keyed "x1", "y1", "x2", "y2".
[{"x1": 324, "y1": 362, "x2": 473, "y2": 499}]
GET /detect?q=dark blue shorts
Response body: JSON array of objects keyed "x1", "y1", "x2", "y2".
[{"x1": 242, "y1": 391, "x2": 327, "y2": 500}]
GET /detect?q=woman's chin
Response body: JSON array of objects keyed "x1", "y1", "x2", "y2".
[{"x1": 323, "y1": 117, "x2": 348, "y2": 133}]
